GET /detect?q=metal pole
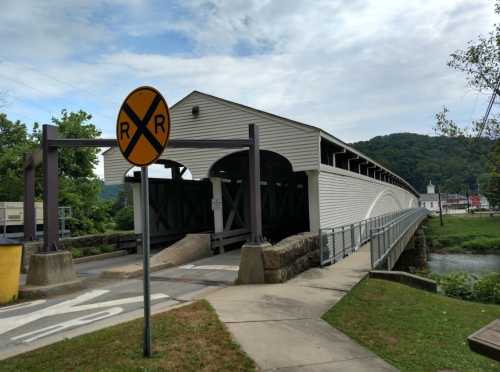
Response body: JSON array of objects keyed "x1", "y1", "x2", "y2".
[
  {"x1": 141, "y1": 166, "x2": 152, "y2": 358},
  {"x1": 248, "y1": 124, "x2": 263, "y2": 243},
  {"x1": 438, "y1": 187, "x2": 444, "y2": 227},
  {"x1": 466, "y1": 187, "x2": 470, "y2": 213},
  {"x1": 42, "y1": 125, "x2": 59, "y2": 252}
]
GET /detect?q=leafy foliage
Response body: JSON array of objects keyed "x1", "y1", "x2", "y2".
[
  {"x1": 0, "y1": 114, "x2": 37, "y2": 201},
  {"x1": 434, "y1": 0, "x2": 500, "y2": 205},
  {"x1": 435, "y1": 272, "x2": 500, "y2": 305},
  {"x1": 485, "y1": 141, "x2": 500, "y2": 208},
  {"x1": 114, "y1": 206, "x2": 134, "y2": 231},
  {"x1": 352, "y1": 133, "x2": 494, "y2": 193},
  {"x1": 0, "y1": 110, "x2": 112, "y2": 235}
]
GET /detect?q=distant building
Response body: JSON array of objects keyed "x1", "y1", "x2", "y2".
[
  {"x1": 419, "y1": 181, "x2": 443, "y2": 212},
  {"x1": 419, "y1": 180, "x2": 491, "y2": 214},
  {"x1": 426, "y1": 181, "x2": 435, "y2": 195},
  {"x1": 469, "y1": 194, "x2": 490, "y2": 210}
]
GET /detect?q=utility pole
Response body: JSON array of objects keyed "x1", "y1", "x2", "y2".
[
  {"x1": 438, "y1": 185, "x2": 444, "y2": 226},
  {"x1": 466, "y1": 187, "x2": 470, "y2": 214}
]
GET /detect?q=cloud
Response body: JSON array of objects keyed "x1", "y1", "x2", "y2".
[{"x1": 0, "y1": 0, "x2": 496, "y2": 146}]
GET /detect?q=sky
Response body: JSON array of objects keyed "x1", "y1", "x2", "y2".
[{"x1": 0, "y1": 0, "x2": 497, "y2": 178}]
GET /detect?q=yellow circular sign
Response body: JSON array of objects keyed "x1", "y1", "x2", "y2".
[{"x1": 116, "y1": 86, "x2": 171, "y2": 167}]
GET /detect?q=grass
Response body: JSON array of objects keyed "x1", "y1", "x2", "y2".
[
  {"x1": 426, "y1": 215, "x2": 500, "y2": 253},
  {"x1": 70, "y1": 244, "x2": 116, "y2": 259},
  {"x1": 323, "y1": 278, "x2": 500, "y2": 372},
  {"x1": 1, "y1": 300, "x2": 255, "y2": 372}
]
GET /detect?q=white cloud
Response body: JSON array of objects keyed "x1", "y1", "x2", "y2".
[{"x1": 0, "y1": 0, "x2": 496, "y2": 147}]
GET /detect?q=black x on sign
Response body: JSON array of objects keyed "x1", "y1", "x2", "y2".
[{"x1": 116, "y1": 86, "x2": 171, "y2": 167}]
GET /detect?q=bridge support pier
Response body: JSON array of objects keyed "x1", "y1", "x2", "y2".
[{"x1": 393, "y1": 227, "x2": 428, "y2": 272}]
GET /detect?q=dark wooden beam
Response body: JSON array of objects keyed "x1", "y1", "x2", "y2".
[
  {"x1": 42, "y1": 125, "x2": 60, "y2": 252},
  {"x1": 49, "y1": 138, "x2": 253, "y2": 149}
]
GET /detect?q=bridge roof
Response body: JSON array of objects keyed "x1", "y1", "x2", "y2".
[{"x1": 185, "y1": 90, "x2": 419, "y2": 196}]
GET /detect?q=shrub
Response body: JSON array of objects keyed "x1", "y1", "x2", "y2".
[
  {"x1": 88, "y1": 247, "x2": 102, "y2": 256},
  {"x1": 100, "y1": 244, "x2": 114, "y2": 253},
  {"x1": 461, "y1": 237, "x2": 500, "y2": 252},
  {"x1": 71, "y1": 248, "x2": 83, "y2": 258},
  {"x1": 473, "y1": 273, "x2": 500, "y2": 304},
  {"x1": 115, "y1": 206, "x2": 134, "y2": 231},
  {"x1": 439, "y1": 272, "x2": 475, "y2": 300}
]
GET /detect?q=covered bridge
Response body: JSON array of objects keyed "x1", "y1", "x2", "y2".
[{"x1": 103, "y1": 91, "x2": 418, "y2": 250}]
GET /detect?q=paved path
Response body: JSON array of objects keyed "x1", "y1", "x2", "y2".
[
  {"x1": 1, "y1": 250, "x2": 240, "y2": 361},
  {"x1": 206, "y1": 244, "x2": 397, "y2": 371}
]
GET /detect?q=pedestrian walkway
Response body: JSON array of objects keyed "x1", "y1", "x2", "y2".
[{"x1": 206, "y1": 244, "x2": 397, "y2": 371}]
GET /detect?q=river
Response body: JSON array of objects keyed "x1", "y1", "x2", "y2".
[{"x1": 428, "y1": 253, "x2": 500, "y2": 276}]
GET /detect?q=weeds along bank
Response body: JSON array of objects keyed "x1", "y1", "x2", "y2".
[{"x1": 421, "y1": 214, "x2": 500, "y2": 305}]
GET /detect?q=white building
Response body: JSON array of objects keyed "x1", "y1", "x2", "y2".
[{"x1": 103, "y1": 91, "x2": 418, "y2": 247}]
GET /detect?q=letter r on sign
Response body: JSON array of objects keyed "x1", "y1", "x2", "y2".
[
  {"x1": 120, "y1": 122, "x2": 130, "y2": 139},
  {"x1": 154, "y1": 114, "x2": 165, "y2": 134}
]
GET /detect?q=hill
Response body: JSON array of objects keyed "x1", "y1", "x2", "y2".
[
  {"x1": 99, "y1": 183, "x2": 123, "y2": 200},
  {"x1": 352, "y1": 133, "x2": 494, "y2": 194}
]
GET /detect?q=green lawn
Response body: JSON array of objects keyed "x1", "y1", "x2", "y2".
[
  {"x1": 426, "y1": 214, "x2": 500, "y2": 253},
  {"x1": 324, "y1": 278, "x2": 500, "y2": 372},
  {"x1": 1, "y1": 300, "x2": 255, "y2": 372}
]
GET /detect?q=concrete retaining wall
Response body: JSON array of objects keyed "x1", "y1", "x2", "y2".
[
  {"x1": 369, "y1": 270, "x2": 437, "y2": 292},
  {"x1": 262, "y1": 232, "x2": 320, "y2": 283},
  {"x1": 22, "y1": 232, "x2": 136, "y2": 271}
]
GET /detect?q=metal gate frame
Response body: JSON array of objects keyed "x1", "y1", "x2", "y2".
[{"x1": 23, "y1": 123, "x2": 264, "y2": 252}]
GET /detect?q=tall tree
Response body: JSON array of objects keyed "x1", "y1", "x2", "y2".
[
  {"x1": 41, "y1": 110, "x2": 111, "y2": 234},
  {"x1": 0, "y1": 110, "x2": 111, "y2": 234},
  {"x1": 435, "y1": 0, "x2": 500, "y2": 206},
  {"x1": 0, "y1": 114, "x2": 36, "y2": 201}
]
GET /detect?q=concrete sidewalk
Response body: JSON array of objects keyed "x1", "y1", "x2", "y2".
[{"x1": 206, "y1": 244, "x2": 397, "y2": 371}]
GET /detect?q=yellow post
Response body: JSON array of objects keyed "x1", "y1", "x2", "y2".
[{"x1": 0, "y1": 238, "x2": 22, "y2": 304}]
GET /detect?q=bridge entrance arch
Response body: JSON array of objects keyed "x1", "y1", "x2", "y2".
[
  {"x1": 209, "y1": 150, "x2": 309, "y2": 248},
  {"x1": 126, "y1": 159, "x2": 213, "y2": 247}
]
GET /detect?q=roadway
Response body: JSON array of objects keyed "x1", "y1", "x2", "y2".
[{"x1": 0, "y1": 249, "x2": 240, "y2": 360}]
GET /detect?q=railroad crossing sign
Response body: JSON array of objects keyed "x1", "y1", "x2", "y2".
[
  {"x1": 116, "y1": 86, "x2": 171, "y2": 358},
  {"x1": 116, "y1": 86, "x2": 171, "y2": 166}
]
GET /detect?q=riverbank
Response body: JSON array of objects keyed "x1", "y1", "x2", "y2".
[
  {"x1": 426, "y1": 214, "x2": 500, "y2": 254},
  {"x1": 324, "y1": 278, "x2": 500, "y2": 371}
]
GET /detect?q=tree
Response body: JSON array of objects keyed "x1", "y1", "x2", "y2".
[
  {"x1": 485, "y1": 141, "x2": 500, "y2": 208},
  {"x1": 45, "y1": 110, "x2": 111, "y2": 234},
  {"x1": 434, "y1": 0, "x2": 500, "y2": 205},
  {"x1": 0, "y1": 114, "x2": 36, "y2": 201},
  {"x1": 353, "y1": 133, "x2": 494, "y2": 193},
  {"x1": 0, "y1": 110, "x2": 112, "y2": 234}
]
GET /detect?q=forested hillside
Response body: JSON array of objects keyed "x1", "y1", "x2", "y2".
[{"x1": 352, "y1": 133, "x2": 494, "y2": 194}]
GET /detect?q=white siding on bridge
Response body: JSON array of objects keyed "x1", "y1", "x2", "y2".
[
  {"x1": 318, "y1": 165, "x2": 417, "y2": 228},
  {"x1": 104, "y1": 91, "x2": 319, "y2": 184}
]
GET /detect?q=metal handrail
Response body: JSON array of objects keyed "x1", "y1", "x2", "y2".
[
  {"x1": 370, "y1": 208, "x2": 429, "y2": 269},
  {"x1": 319, "y1": 208, "x2": 414, "y2": 266},
  {"x1": 0, "y1": 206, "x2": 72, "y2": 239}
]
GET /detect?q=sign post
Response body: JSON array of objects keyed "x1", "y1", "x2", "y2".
[
  {"x1": 141, "y1": 166, "x2": 151, "y2": 356},
  {"x1": 116, "y1": 86, "x2": 171, "y2": 357}
]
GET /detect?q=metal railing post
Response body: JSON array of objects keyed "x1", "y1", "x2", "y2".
[
  {"x1": 332, "y1": 228, "x2": 336, "y2": 262},
  {"x1": 319, "y1": 229, "x2": 324, "y2": 266},
  {"x1": 350, "y1": 224, "x2": 355, "y2": 252},
  {"x1": 342, "y1": 226, "x2": 346, "y2": 257},
  {"x1": 370, "y1": 229, "x2": 375, "y2": 268}
]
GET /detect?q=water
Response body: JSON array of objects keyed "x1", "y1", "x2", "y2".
[{"x1": 428, "y1": 253, "x2": 500, "y2": 276}]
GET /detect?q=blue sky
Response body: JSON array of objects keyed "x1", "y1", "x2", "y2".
[{"x1": 0, "y1": 1, "x2": 497, "y2": 177}]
